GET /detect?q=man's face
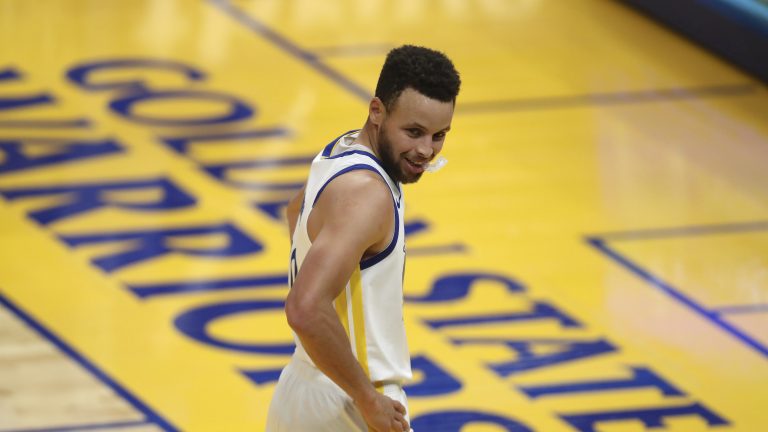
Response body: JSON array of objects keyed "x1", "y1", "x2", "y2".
[{"x1": 376, "y1": 88, "x2": 454, "y2": 184}]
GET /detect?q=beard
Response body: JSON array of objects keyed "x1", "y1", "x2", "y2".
[{"x1": 377, "y1": 127, "x2": 424, "y2": 184}]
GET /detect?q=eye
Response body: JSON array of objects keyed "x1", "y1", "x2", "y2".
[
  {"x1": 433, "y1": 132, "x2": 446, "y2": 141},
  {"x1": 406, "y1": 128, "x2": 423, "y2": 138}
]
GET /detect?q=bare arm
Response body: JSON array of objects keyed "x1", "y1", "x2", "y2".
[{"x1": 285, "y1": 171, "x2": 408, "y2": 432}]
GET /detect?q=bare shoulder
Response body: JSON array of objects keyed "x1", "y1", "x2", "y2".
[
  {"x1": 323, "y1": 169, "x2": 392, "y2": 210},
  {"x1": 310, "y1": 169, "x2": 394, "y2": 245}
]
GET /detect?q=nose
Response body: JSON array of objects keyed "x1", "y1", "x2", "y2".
[{"x1": 415, "y1": 137, "x2": 433, "y2": 160}]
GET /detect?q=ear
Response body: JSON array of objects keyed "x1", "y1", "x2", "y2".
[{"x1": 369, "y1": 97, "x2": 385, "y2": 126}]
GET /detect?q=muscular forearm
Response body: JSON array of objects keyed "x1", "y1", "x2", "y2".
[
  {"x1": 282, "y1": 171, "x2": 410, "y2": 431},
  {"x1": 289, "y1": 301, "x2": 378, "y2": 405}
]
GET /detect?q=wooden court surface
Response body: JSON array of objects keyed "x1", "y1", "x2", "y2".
[{"x1": 1, "y1": 0, "x2": 767, "y2": 430}]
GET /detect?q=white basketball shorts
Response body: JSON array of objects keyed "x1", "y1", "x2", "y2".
[{"x1": 265, "y1": 357, "x2": 413, "y2": 431}]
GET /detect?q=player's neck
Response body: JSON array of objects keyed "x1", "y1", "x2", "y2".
[{"x1": 354, "y1": 122, "x2": 382, "y2": 160}]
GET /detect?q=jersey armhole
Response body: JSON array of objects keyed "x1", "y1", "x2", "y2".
[{"x1": 310, "y1": 164, "x2": 399, "y2": 269}]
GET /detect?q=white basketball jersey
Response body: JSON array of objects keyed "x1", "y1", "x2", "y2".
[{"x1": 289, "y1": 130, "x2": 411, "y2": 383}]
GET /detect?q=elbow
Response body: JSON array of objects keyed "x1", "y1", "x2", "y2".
[{"x1": 285, "y1": 295, "x2": 312, "y2": 334}]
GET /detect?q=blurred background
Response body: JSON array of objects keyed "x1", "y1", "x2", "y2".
[{"x1": 1, "y1": 0, "x2": 766, "y2": 431}]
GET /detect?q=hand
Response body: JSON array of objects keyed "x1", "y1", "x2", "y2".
[{"x1": 355, "y1": 390, "x2": 410, "y2": 432}]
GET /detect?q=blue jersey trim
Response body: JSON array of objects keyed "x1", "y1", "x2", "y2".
[
  {"x1": 311, "y1": 164, "x2": 400, "y2": 269},
  {"x1": 321, "y1": 129, "x2": 360, "y2": 157},
  {"x1": 327, "y1": 150, "x2": 402, "y2": 200},
  {"x1": 312, "y1": 164, "x2": 380, "y2": 207},
  {"x1": 360, "y1": 199, "x2": 399, "y2": 270},
  {"x1": 319, "y1": 130, "x2": 402, "y2": 200}
]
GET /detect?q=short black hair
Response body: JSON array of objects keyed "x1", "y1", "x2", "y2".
[{"x1": 374, "y1": 45, "x2": 461, "y2": 111}]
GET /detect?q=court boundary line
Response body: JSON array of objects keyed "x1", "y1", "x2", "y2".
[
  {"x1": 458, "y1": 83, "x2": 760, "y2": 114},
  {"x1": 0, "y1": 420, "x2": 152, "y2": 432},
  {"x1": 589, "y1": 220, "x2": 768, "y2": 241},
  {"x1": 408, "y1": 243, "x2": 468, "y2": 256},
  {"x1": 586, "y1": 220, "x2": 768, "y2": 359},
  {"x1": 0, "y1": 291, "x2": 178, "y2": 432},
  {"x1": 713, "y1": 303, "x2": 768, "y2": 315}
]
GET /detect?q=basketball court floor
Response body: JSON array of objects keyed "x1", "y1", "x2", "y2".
[{"x1": 1, "y1": 0, "x2": 767, "y2": 430}]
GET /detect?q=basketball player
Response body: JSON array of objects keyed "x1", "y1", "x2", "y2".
[{"x1": 266, "y1": 45, "x2": 461, "y2": 432}]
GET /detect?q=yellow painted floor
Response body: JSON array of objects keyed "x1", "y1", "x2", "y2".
[{"x1": 1, "y1": 0, "x2": 767, "y2": 431}]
